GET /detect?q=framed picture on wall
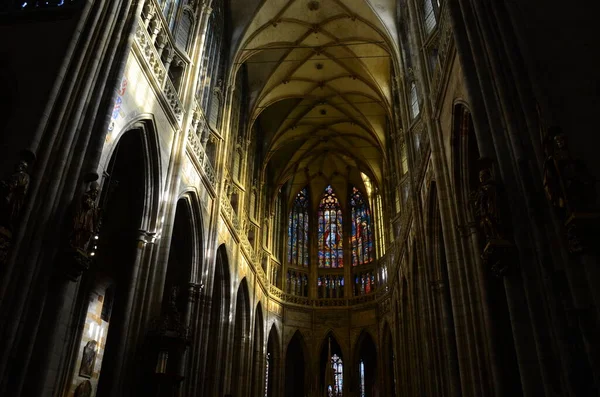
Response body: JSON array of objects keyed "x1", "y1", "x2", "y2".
[{"x1": 79, "y1": 340, "x2": 97, "y2": 378}]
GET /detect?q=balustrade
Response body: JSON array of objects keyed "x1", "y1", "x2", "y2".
[{"x1": 135, "y1": 0, "x2": 190, "y2": 121}]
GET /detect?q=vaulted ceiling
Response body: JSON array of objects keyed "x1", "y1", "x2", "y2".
[{"x1": 230, "y1": 0, "x2": 401, "y2": 205}]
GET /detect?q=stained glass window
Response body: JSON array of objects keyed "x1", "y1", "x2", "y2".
[
  {"x1": 287, "y1": 188, "x2": 309, "y2": 267},
  {"x1": 318, "y1": 185, "x2": 343, "y2": 268},
  {"x1": 350, "y1": 187, "x2": 373, "y2": 266},
  {"x1": 354, "y1": 272, "x2": 377, "y2": 296},
  {"x1": 287, "y1": 270, "x2": 308, "y2": 297},
  {"x1": 318, "y1": 276, "x2": 344, "y2": 299},
  {"x1": 331, "y1": 354, "x2": 343, "y2": 396},
  {"x1": 359, "y1": 360, "x2": 365, "y2": 397},
  {"x1": 264, "y1": 352, "x2": 270, "y2": 397}
]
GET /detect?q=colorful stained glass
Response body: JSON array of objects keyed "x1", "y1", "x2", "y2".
[
  {"x1": 331, "y1": 354, "x2": 343, "y2": 396},
  {"x1": 318, "y1": 275, "x2": 344, "y2": 298},
  {"x1": 354, "y1": 271, "x2": 376, "y2": 296},
  {"x1": 350, "y1": 187, "x2": 374, "y2": 266},
  {"x1": 318, "y1": 185, "x2": 343, "y2": 268},
  {"x1": 359, "y1": 360, "x2": 365, "y2": 397},
  {"x1": 287, "y1": 188, "x2": 309, "y2": 267}
]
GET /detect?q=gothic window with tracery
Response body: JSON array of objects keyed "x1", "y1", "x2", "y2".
[
  {"x1": 359, "y1": 359, "x2": 366, "y2": 397},
  {"x1": 318, "y1": 185, "x2": 343, "y2": 268},
  {"x1": 175, "y1": 10, "x2": 193, "y2": 50},
  {"x1": 328, "y1": 354, "x2": 344, "y2": 396},
  {"x1": 350, "y1": 187, "x2": 373, "y2": 266},
  {"x1": 423, "y1": 0, "x2": 437, "y2": 33},
  {"x1": 287, "y1": 188, "x2": 309, "y2": 267},
  {"x1": 410, "y1": 82, "x2": 420, "y2": 119},
  {"x1": 264, "y1": 352, "x2": 270, "y2": 397}
]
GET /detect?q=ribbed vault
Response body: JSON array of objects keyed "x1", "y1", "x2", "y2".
[{"x1": 232, "y1": 0, "x2": 401, "y2": 204}]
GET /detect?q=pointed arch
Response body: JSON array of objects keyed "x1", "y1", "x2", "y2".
[
  {"x1": 285, "y1": 330, "x2": 308, "y2": 397},
  {"x1": 320, "y1": 330, "x2": 345, "y2": 396},
  {"x1": 231, "y1": 278, "x2": 251, "y2": 396},
  {"x1": 382, "y1": 322, "x2": 397, "y2": 396},
  {"x1": 103, "y1": 116, "x2": 162, "y2": 232},
  {"x1": 451, "y1": 102, "x2": 479, "y2": 220},
  {"x1": 89, "y1": 124, "x2": 162, "y2": 397},
  {"x1": 266, "y1": 324, "x2": 281, "y2": 397},
  {"x1": 251, "y1": 302, "x2": 265, "y2": 396},
  {"x1": 203, "y1": 244, "x2": 232, "y2": 396},
  {"x1": 355, "y1": 330, "x2": 378, "y2": 397},
  {"x1": 177, "y1": 190, "x2": 205, "y2": 283}
]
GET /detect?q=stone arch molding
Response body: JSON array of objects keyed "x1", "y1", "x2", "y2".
[
  {"x1": 175, "y1": 190, "x2": 205, "y2": 285},
  {"x1": 98, "y1": 115, "x2": 163, "y2": 233}
]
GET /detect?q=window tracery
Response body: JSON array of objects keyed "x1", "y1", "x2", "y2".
[
  {"x1": 350, "y1": 187, "x2": 373, "y2": 266},
  {"x1": 354, "y1": 271, "x2": 376, "y2": 296},
  {"x1": 287, "y1": 188, "x2": 309, "y2": 267},
  {"x1": 318, "y1": 185, "x2": 343, "y2": 268},
  {"x1": 329, "y1": 354, "x2": 343, "y2": 396},
  {"x1": 359, "y1": 359, "x2": 366, "y2": 397},
  {"x1": 317, "y1": 275, "x2": 344, "y2": 299}
]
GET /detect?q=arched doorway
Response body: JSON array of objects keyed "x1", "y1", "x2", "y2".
[
  {"x1": 382, "y1": 323, "x2": 396, "y2": 396},
  {"x1": 320, "y1": 331, "x2": 344, "y2": 396},
  {"x1": 266, "y1": 325, "x2": 281, "y2": 397},
  {"x1": 285, "y1": 331, "x2": 307, "y2": 397},
  {"x1": 231, "y1": 278, "x2": 250, "y2": 396},
  {"x1": 162, "y1": 198, "x2": 195, "y2": 314},
  {"x1": 203, "y1": 245, "x2": 231, "y2": 396},
  {"x1": 76, "y1": 128, "x2": 154, "y2": 397},
  {"x1": 250, "y1": 303, "x2": 265, "y2": 396},
  {"x1": 355, "y1": 331, "x2": 377, "y2": 397},
  {"x1": 427, "y1": 182, "x2": 460, "y2": 396}
]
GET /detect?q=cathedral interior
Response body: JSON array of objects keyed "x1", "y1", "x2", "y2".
[{"x1": 1, "y1": 0, "x2": 600, "y2": 396}]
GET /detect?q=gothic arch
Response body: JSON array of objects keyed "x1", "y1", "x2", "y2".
[
  {"x1": 177, "y1": 190, "x2": 205, "y2": 282},
  {"x1": 266, "y1": 324, "x2": 281, "y2": 397},
  {"x1": 231, "y1": 278, "x2": 251, "y2": 396},
  {"x1": 450, "y1": 102, "x2": 479, "y2": 223},
  {"x1": 285, "y1": 330, "x2": 309, "y2": 397},
  {"x1": 203, "y1": 244, "x2": 232, "y2": 396},
  {"x1": 354, "y1": 330, "x2": 378, "y2": 397},
  {"x1": 250, "y1": 302, "x2": 265, "y2": 396},
  {"x1": 319, "y1": 330, "x2": 346, "y2": 396},
  {"x1": 74, "y1": 125, "x2": 162, "y2": 397},
  {"x1": 102, "y1": 116, "x2": 162, "y2": 232},
  {"x1": 381, "y1": 322, "x2": 397, "y2": 397}
]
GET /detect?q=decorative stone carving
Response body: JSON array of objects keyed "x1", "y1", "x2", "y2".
[
  {"x1": 543, "y1": 127, "x2": 599, "y2": 254},
  {"x1": 0, "y1": 158, "x2": 31, "y2": 230},
  {"x1": 471, "y1": 159, "x2": 502, "y2": 241},
  {"x1": 0, "y1": 150, "x2": 35, "y2": 265},
  {"x1": 471, "y1": 158, "x2": 514, "y2": 277},
  {"x1": 71, "y1": 182, "x2": 101, "y2": 252},
  {"x1": 61, "y1": 178, "x2": 102, "y2": 281}
]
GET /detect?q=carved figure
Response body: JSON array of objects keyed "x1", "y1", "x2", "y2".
[
  {"x1": 71, "y1": 182, "x2": 101, "y2": 252},
  {"x1": 0, "y1": 160, "x2": 30, "y2": 229},
  {"x1": 472, "y1": 164, "x2": 502, "y2": 241},
  {"x1": 79, "y1": 340, "x2": 97, "y2": 378},
  {"x1": 543, "y1": 132, "x2": 596, "y2": 214}
]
